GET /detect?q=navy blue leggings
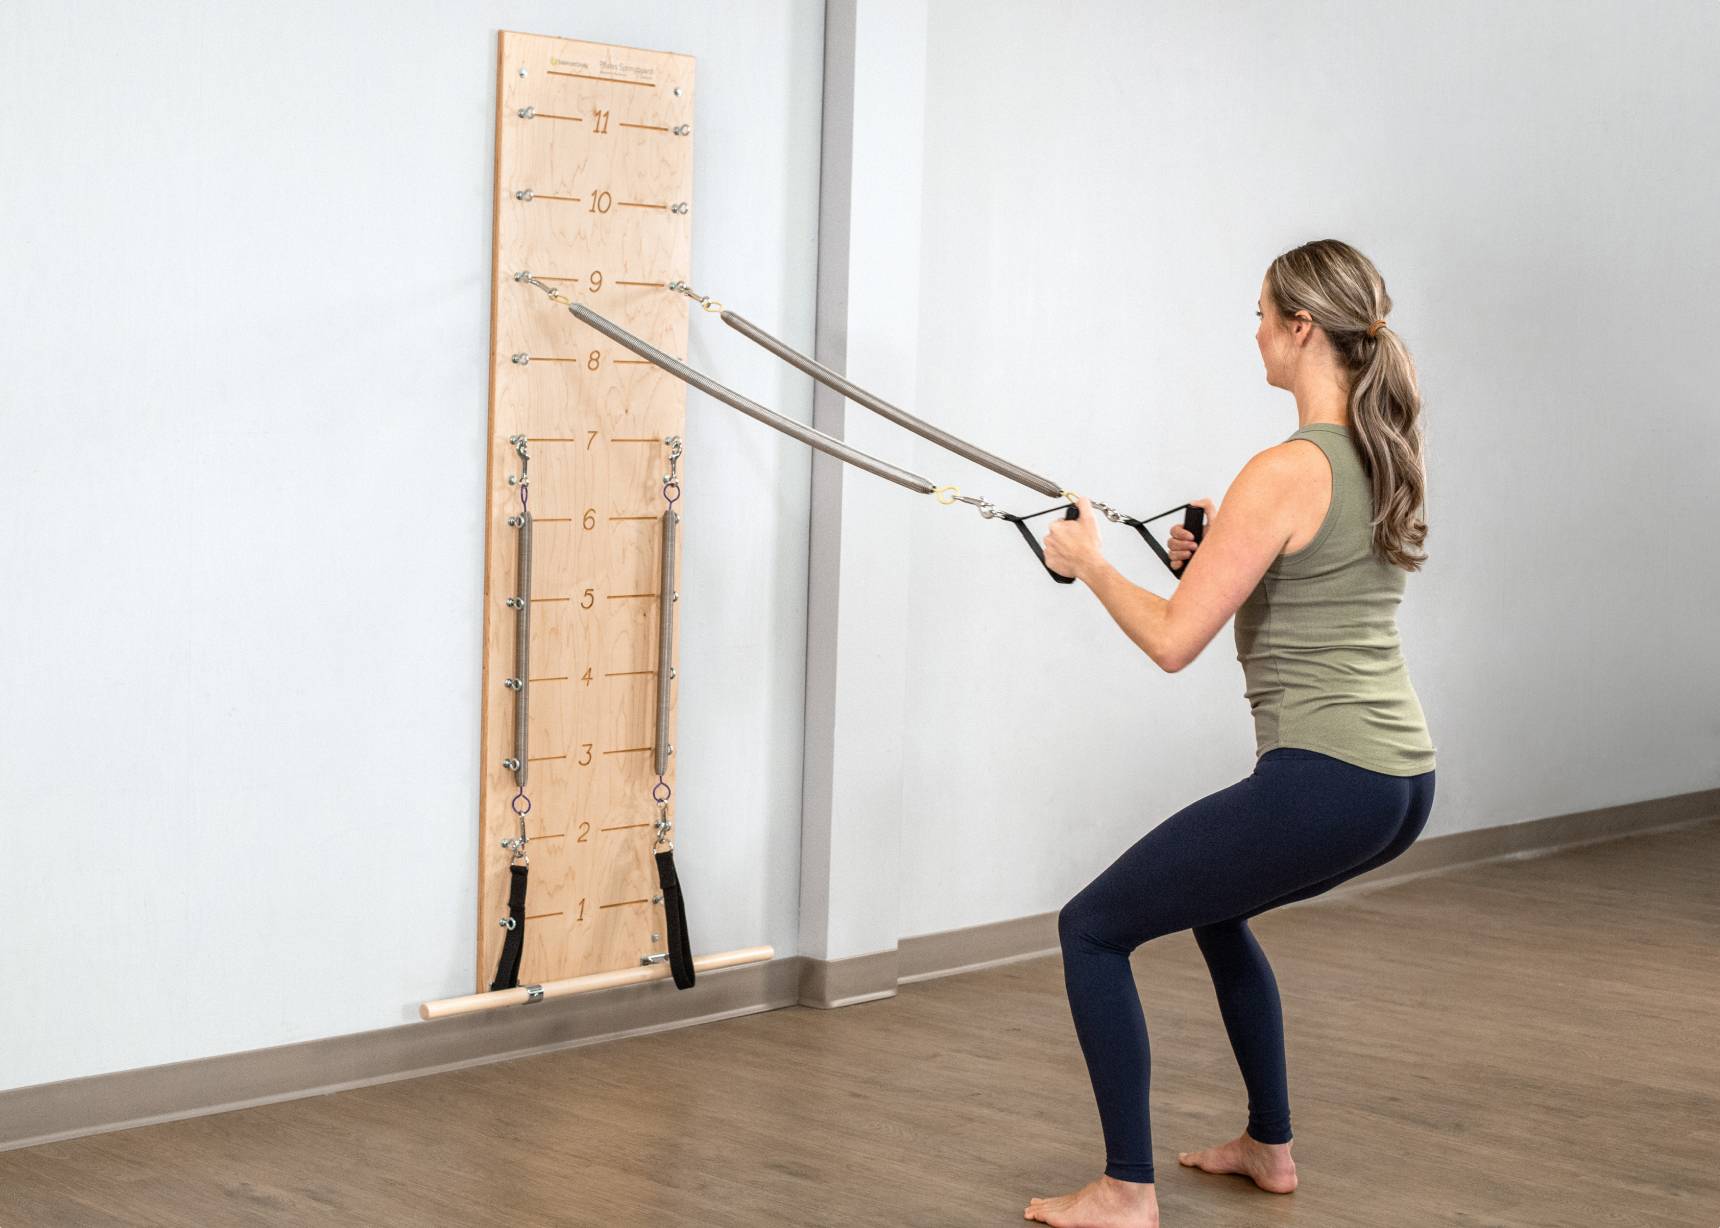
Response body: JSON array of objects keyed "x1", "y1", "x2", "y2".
[{"x1": 1057, "y1": 747, "x2": 1436, "y2": 1184}]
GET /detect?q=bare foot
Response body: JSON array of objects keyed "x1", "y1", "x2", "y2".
[
  {"x1": 1176, "y1": 1131, "x2": 1297, "y2": 1193},
  {"x1": 1024, "y1": 1173, "x2": 1158, "y2": 1226}
]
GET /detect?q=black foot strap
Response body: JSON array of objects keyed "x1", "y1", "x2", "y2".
[
  {"x1": 655, "y1": 849, "x2": 696, "y2": 989},
  {"x1": 489, "y1": 862, "x2": 528, "y2": 991}
]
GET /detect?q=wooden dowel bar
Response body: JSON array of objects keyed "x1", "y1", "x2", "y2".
[{"x1": 419, "y1": 946, "x2": 776, "y2": 1021}]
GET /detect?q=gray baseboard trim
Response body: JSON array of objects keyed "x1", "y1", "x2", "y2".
[
  {"x1": 0, "y1": 954, "x2": 804, "y2": 1154},
  {"x1": 4, "y1": 785, "x2": 1715, "y2": 1153},
  {"x1": 797, "y1": 946, "x2": 899, "y2": 1008},
  {"x1": 900, "y1": 911, "x2": 1060, "y2": 984}
]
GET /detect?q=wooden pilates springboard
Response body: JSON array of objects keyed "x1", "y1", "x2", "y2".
[{"x1": 477, "y1": 30, "x2": 694, "y2": 992}]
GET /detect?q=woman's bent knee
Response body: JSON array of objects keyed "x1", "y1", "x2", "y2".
[{"x1": 1057, "y1": 898, "x2": 1087, "y2": 948}]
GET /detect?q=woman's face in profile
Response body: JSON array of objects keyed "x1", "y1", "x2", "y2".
[
  {"x1": 1257, "y1": 274, "x2": 1287, "y2": 390},
  {"x1": 1256, "y1": 273, "x2": 1314, "y2": 393}
]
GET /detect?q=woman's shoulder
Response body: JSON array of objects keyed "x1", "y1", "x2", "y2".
[
  {"x1": 1242, "y1": 434, "x2": 1333, "y2": 487},
  {"x1": 1223, "y1": 435, "x2": 1337, "y2": 559}
]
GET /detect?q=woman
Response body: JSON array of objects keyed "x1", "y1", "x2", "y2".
[{"x1": 1026, "y1": 239, "x2": 1438, "y2": 1228}]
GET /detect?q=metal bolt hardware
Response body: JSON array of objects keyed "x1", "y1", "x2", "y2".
[
  {"x1": 499, "y1": 916, "x2": 517, "y2": 930},
  {"x1": 515, "y1": 189, "x2": 534, "y2": 201},
  {"x1": 671, "y1": 202, "x2": 688, "y2": 214},
  {"x1": 505, "y1": 596, "x2": 524, "y2": 609},
  {"x1": 672, "y1": 124, "x2": 689, "y2": 136},
  {"x1": 503, "y1": 677, "x2": 523, "y2": 691},
  {"x1": 672, "y1": 86, "x2": 682, "y2": 96},
  {"x1": 525, "y1": 985, "x2": 544, "y2": 1002},
  {"x1": 512, "y1": 353, "x2": 530, "y2": 365},
  {"x1": 502, "y1": 757, "x2": 520, "y2": 772},
  {"x1": 518, "y1": 67, "x2": 527, "y2": 79},
  {"x1": 518, "y1": 106, "x2": 535, "y2": 119}
]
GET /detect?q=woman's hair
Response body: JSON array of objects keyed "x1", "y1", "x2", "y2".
[{"x1": 1265, "y1": 239, "x2": 1429, "y2": 571}]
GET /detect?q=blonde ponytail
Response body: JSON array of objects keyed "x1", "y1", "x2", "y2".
[{"x1": 1267, "y1": 239, "x2": 1430, "y2": 570}]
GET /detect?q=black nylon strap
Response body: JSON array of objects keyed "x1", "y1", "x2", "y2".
[
  {"x1": 1123, "y1": 503, "x2": 1207, "y2": 579},
  {"x1": 655, "y1": 849, "x2": 696, "y2": 989},
  {"x1": 1124, "y1": 518, "x2": 1178, "y2": 574},
  {"x1": 1000, "y1": 503, "x2": 1080, "y2": 583},
  {"x1": 489, "y1": 862, "x2": 528, "y2": 992}
]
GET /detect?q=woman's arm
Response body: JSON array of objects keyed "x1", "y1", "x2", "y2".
[{"x1": 1044, "y1": 446, "x2": 1313, "y2": 672}]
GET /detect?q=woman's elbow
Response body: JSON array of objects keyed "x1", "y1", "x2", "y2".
[
  {"x1": 1157, "y1": 631, "x2": 1209, "y2": 673},
  {"x1": 1153, "y1": 645, "x2": 1190, "y2": 674}
]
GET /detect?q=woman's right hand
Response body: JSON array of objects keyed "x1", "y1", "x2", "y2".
[{"x1": 1169, "y1": 497, "x2": 1218, "y2": 570}]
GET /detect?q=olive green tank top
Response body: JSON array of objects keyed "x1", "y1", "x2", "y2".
[{"x1": 1232, "y1": 423, "x2": 1436, "y2": 776}]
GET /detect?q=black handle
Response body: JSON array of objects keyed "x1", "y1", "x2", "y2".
[
  {"x1": 1169, "y1": 505, "x2": 1206, "y2": 577},
  {"x1": 1006, "y1": 504, "x2": 1080, "y2": 584},
  {"x1": 1047, "y1": 505, "x2": 1080, "y2": 583}
]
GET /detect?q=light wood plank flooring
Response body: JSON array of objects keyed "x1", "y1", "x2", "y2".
[{"x1": 4, "y1": 818, "x2": 1716, "y2": 1226}]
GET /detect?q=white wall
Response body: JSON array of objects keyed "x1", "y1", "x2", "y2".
[
  {"x1": 897, "y1": 0, "x2": 1720, "y2": 937},
  {"x1": 5, "y1": 0, "x2": 1716, "y2": 1095},
  {"x1": 0, "y1": 1, "x2": 824, "y2": 1091}
]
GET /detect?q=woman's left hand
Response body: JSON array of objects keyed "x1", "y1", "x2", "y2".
[{"x1": 1042, "y1": 494, "x2": 1105, "y2": 582}]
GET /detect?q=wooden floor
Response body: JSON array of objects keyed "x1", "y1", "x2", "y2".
[{"x1": 5, "y1": 818, "x2": 1717, "y2": 1227}]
